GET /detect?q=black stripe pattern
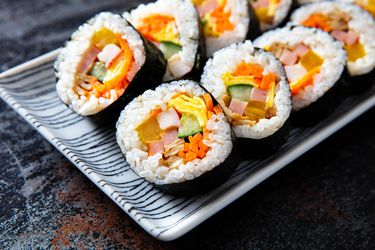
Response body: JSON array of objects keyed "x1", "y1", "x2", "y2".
[{"x1": 1, "y1": 54, "x2": 374, "y2": 241}]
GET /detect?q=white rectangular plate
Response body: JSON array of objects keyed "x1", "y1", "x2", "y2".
[{"x1": 1, "y1": 50, "x2": 374, "y2": 241}]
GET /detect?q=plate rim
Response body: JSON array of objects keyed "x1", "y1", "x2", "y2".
[{"x1": 1, "y1": 50, "x2": 374, "y2": 241}]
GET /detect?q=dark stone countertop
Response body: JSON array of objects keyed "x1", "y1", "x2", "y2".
[{"x1": 0, "y1": 0, "x2": 374, "y2": 248}]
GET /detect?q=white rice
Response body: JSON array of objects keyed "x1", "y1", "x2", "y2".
[
  {"x1": 201, "y1": 40, "x2": 291, "y2": 139},
  {"x1": 290, "y1": 1, "x2": 375, "y2": 76},
  {"x1": 254, "y1": 26, "x2": 347, "y2": 110},
  {"x1": 116, "y1": 80, "x2": 233, "y2": 185},
  {"x1": 55, "y1": 12, "x2": 146, "y2": 116},
  {"x1": 204, "y1": 0, "x2": 250, "y2": 57},
  {"x1": 252, "y1": 0, "x2": 293, "y2": 31},
  {"x1": 124, "y1": 0, "x2": 199, "y2": 81}
]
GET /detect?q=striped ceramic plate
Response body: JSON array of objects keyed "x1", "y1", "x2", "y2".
[{"x1": 0, "y1": 50, "x2": 374, "y2": 241}]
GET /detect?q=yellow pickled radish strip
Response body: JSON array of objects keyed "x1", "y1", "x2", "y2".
[
  {"x1": 345, "y1": 42, "x2": 366, "y2": 62},
  {"x1": 266, "y1": 82, "x2": 275, "y2": 109},
  {"x1": 244, "y1": 101, "x2": 267, "y2": 120},
  {"x1": 135, "y1": 116, "x2": 163, "y2": 144},
  {"x1": 255, "y1": 7, "x2": 273, "y2": 23},
  {"x1": 268, "y1": 0, "x2": 280, "y2": 16},
  {"x1": 168, "y1": 95, "x2": 207, "y2": 127},
  {"x1": 300, "y1": 50, "x2": 324, "y2": 71},
  {"x1": 103, "y1": 35, "x2": 134, "y2": 89},
  {"x1": 290, "y1": 67, "x2": 320, "y2": 95},
  {"x1": 222, "y1": 72, "x2": 260, "y2": 88},
  {"x1": 91, "y1": 28, "x2": 119, "y2": 49}
]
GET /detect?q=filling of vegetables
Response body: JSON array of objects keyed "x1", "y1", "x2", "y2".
[
  {"x1": 193, "y1": 0, "x2": 234, "y2": 37},
  {"x1": 250, "y1": 0, "x2": 281, "y2": 24},
  {"x1": 266, "y1": 42, "x2": 324, "y2": 95},
  {"x1": 75, "y1": 28, "x2": 134, "y2": 99},
  {"x1": 135, "y1": 92, "x2": 223, "y2": 164},
  {"x1": 219, "y1": 62, "x2": 278, "y2": 126},
  {"x1": 356, "y1": 0, "x2": 375, "y2": 17},
  {"x1": 302, "y1": 12, "x2": 366, "y2": 62},
  {"x1": 136, "y1": 14, "x2": 182, "y2": 59}
]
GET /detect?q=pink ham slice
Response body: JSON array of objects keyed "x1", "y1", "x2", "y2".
[
  {"x1": 97, "y1": 44, "x2": 122, "y2": 68},
  {"x1": 294, "y1": 44, "x2": 310, "y2": 57},
  {"x1": 331, "y1": 30, "x2": 347, "y2": 43},
  {"x1": 284, "y1": 64, "x2": 307, "y2": 83},
  {"x1": 331, "y1": 30, "x2": 359, "y2": 45},
  {"x1": 280, "y1": 49, "x2": 298, "y2": 66},
  {"x1": 196, "y1": 0, "x2": 218, "y2": 17},
  {"x1": 156, "y1": 108, "x2": 180, "y2": 130},
  {"x1": 148, "y1": 140, "x2": 164, "y2": 156},
  {"x1": 250, "y1": 88, "x2": 269, "y2": 103},
  {"x1": 77, "y1": 44, "x2": 100, "y2": 74},
  {"x1": 252, "y1": 0, "x2": 270, "y2": 8},
  {"x1": 345, "y1": 30, "x2": 359, "y2": 45},
  {"x1": 161, "y1": 129, "x2": 178, "y2": 146},
  {"x1": 228, "y1": 99, "x2": 248, "y2": 115}
]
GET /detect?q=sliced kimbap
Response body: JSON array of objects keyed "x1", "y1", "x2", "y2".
[
  {"x1": 124, "y1": 0, "x2": 205, "y2": 81},
  {"x1": 192, "y1": 0, "x2": 260, "y2": 57},
  {"x1": 249, "y1": 0, "x2": 293, "y2": 31},
  {"x1": 296, "y1": 0, "x2": 375, "y2": 18},
  {"x1": 339, "y1": 0, "x2": 375, "y2": 18},
  {"x1": 116, "y1": 80, "x2": 238, "y2": 196},
  {"x1": 201, "y1": 41, "x2": 291, "y2": 151},
  {"x1": 55, "y1": 12, "x2": 166, "y2": 117},
  {"x1": 290, "y1": 1, "x2": 375, "y2": 82},
  {"x1": 254, "y1": 26, "x2": 347, "y2": 115}
]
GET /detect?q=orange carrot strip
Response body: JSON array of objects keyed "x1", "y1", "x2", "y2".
[
  {"x1": 193, "y1": 133, "x2": 203, "y2": 142},
  {"x1": 203, "y1": 93, "x2": 214, "y2": 111},
  {"x1": 260, "y1": 73, "x2": 276, "y2": 90},
  {"x1": 184, "y1": 143, "x2": 190, "y2": 152},
  {"x1": 234, "y1": 62, "x2": 264, "y2": 79},
  {"x1": 302, "y1": 14, "x2": 332, "y2": 32},
  {"x1": 207, "y1": 111, "x2": 213, "y2": 120},
  {"x1": 189, "y1": 143, "x2": 199, "y2": 153},
  {"x1": 198, "y1": 141, "x2": 209, "y2": 152},
  {"x1": 185, "y1": 151, "x2": 197, "y2": 162},
  {"x1": 197, "y1": 149, "x2": 206, "y2": 159},
  {"x1": 178, "y1": 150, "x2": 185, "y2": 158},
  {"x1": 213, "y1": 104, "x2": 223, "y2": 114}
]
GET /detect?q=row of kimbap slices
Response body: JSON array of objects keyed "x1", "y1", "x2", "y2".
[{"x1": 55, "y1": 0, "x2": 375, "y2": 196}]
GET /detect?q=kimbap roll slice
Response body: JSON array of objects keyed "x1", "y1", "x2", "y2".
[
  {"x1": 192, "y1": 0, "x2": 260, "y2": 57},
  {"x1": 55, "y1": 12, "x2": 166, "y2": 116},
  {"x1": 339, "y1": 0, "x2": 375, "y2": 18},
  {"x1": 124, "y1": 0, "x2": 205, "y2": 81},
  {"x1": 249, "y1": 0, "x2": 293, "y2": 31},
  {"x1": 201, "y1": 41, "x2": 291, "y2": 150},
  {"x1": 254, "y1": 26, "x2": 347, "y2": 112},
  {"x1": 290, "y1": 1, "x2": 375, "y2": 79},
  {"x1": 297, "y1": 0, "x2": 375, "y2": 18},
  {"x1": 116, "y1": 80, "x2": 238, "y2": 196}
]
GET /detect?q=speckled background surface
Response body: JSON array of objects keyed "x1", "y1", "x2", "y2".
[{"x1": 0, "y1": 0, "x2": 374, "y2": 249}]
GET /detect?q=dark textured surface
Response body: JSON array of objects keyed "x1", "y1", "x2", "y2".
[{"x1": 0, "y1": 0, "x2": 374, "y2": 248}]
